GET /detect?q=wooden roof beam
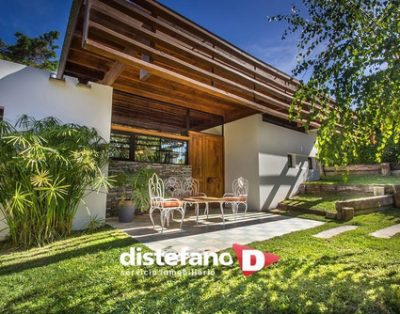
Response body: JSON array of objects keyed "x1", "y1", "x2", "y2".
[
  {"x1": 100, "y1": 47, "x2": 134, "y2": 85},
  {"x1": 113, "y1": 80, "x2": 229, "y2": 118},
  {"x1": 57, "y1": 0, "x2": 83, "y2": 79},
  {"x1": 139, "y1": 23, "x2": 154, "y2": 81},
  {"x1": 111, "y1": 124, "x2": 190, "y2": 141},
  {"x1": 101, "y1": 62, "x2": 125, "y2": 85},
  {"x1": 90, "y1": 21, "x2": 315, "y2": 118},
  {"x1": 90, "y1": 1, "x2": 325, "y2": 112},
  {"x1": 83, "y1": 38, "x2": 320, "y2": 128},
  {"x1": 97, "y1": 0, "x2": 297, "y2": 93},
  {"x1": 133, "y1": 0, "x2": 299, "y2": 85}
]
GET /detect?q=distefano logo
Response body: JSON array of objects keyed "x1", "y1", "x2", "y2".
[
  {"x1": 120, "y1": 243, "x2": 280, "y2": 276},
  {"x1": 120, "y1": 247, "x2": 234, "y2": 267}
]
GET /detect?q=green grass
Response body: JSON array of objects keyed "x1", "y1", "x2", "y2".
[
  {"x1": 1, "y1": 210, "x2": 400, "y2": 313},
  {"x1": 306, "y1": 175, "x2": 400, "y2": 185},
  {"x1": 282, "y1": 193, "x2": 371, "y2": 213}
]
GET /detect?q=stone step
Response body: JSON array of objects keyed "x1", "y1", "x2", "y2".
[
  {"x1": 313, "y1": 225, "x2": 358, "y2": 239},
  {"x1": 370, "y1": 224, "x2": 400, "y2": 239}
]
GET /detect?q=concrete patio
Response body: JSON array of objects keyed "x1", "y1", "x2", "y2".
[{"x1": 107, "y1": 207, "x2": 324, "y2": 253}]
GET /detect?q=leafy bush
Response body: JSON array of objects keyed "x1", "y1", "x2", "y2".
[
  {"x1": 0, "y1": 115, "x2": 110, "y2": 247},
  {"x1": 112, "y1": 168, "x2": 155, "y2": 212},
  {"x1": 131, "y1": 168, "x2": 155, "y2": 213}
]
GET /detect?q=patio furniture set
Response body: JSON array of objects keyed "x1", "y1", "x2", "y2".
[{"x1": 148, "y1": 173, "x2": 249, "y2": 232}]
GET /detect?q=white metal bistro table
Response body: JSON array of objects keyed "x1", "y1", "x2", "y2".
[{"x1": 183, "y1": 196, "x2": 228, "y2": 224}]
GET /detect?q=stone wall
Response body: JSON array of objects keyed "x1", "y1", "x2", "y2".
[
  {"x1": 107, "y1": 160, "x2": 192, "y2": 216},
  {"x1": 299, "y1": 183, "x2": 400, "y2": 195},
  {"x1": 323, "y1": 164, "x2": 382, "y2": 176},
  {"x1": 336, "y1": 195, "x2": 394, "y2": 213},
  {"x1": 299, "y1": 183, "x2": 375, "y2": 194},
  {"x1": 323, "y1": 163, "x2": 397, "y2": 176}
]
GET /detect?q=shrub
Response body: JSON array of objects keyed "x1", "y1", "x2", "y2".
[
  {"x1": 131, "y1": 168, "x2": 155, "y2": 213},
  {"x1": 113, "y1": 168, "x2": 155, "y2": 212},
  {"x1": 0, "y1": 115, "x2": 110, "y2": 247}
]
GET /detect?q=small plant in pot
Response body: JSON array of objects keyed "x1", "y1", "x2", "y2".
[
  {"x1": 115, "y1": 173, "x2": 136, "y2": 223},
  {"x1": 114, "y1": 169, "x2": 155, "y2": 222}
]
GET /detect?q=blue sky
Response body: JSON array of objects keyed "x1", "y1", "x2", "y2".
[{"x1": 0, "y1": 0, "x2": 303, "y2": 76}]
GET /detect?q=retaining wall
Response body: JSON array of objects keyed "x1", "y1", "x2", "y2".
[
  {"x1": 323, "y1": 163, "x2": 398, "y2": 176},
  {"x1": 336, "y1": 195, "x2": 394, "y2": 213}
]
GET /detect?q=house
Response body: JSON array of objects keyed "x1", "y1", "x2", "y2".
[{"x1": 0, "y1": 0, "x2": 319, "y2": 233}]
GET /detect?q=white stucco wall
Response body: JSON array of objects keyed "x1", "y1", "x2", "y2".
[
  {"x1": 202, "y1": 125, "x2": 223, "y2": 136},
  {"x1": 0, "y1": 60, "x2": 113, "y2": 237},
  {"x1": 224, "y1": 115, "x2": 261, "y2": 210},
  {"x1": 224, "y1": 114, "x2": 319, "y2": 211}
]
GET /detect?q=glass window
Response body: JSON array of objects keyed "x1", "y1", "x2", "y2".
[
  {"x1": 135, "y1": 135, "x2": 161, "y2": 163},
  {"x1": 109, "y1": 131, "x2": 188, "y2": 165},
  {"x1": 160, "y1": 138, "x2": 187, "y2": 165},
  {"x1": 109, "y1": 133, "x2": 131, "y2": 160}
]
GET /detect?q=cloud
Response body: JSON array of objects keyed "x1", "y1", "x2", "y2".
[{"x1": 245, "y1": 39, "x2": 300, "y2": 77}]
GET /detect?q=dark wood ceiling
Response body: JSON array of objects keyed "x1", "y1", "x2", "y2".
[
  {"x1": 112, "y1": 91, "x2": 224, "y2": 134},
  {"x1": 60, "y1": 0, "x2": 320, "y2": 133}
]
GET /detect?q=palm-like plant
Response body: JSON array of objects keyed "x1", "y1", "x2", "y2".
[
  {"x1": 131, "y1": 168, "x2": 155, "y2": 213},
  {"x1": 0, "y1": 115, "x2": 110, "y2": 247}
]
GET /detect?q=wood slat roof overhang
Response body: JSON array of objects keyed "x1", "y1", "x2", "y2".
[{"x1": 58, "y1": 0, "x2": 321, "y2": 133}]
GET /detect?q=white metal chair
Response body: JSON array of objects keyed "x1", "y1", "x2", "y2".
[
  {"x1": 148, "y1": 173, "x2": 184, "y2": 232},
  {"x1": 182, "y1": 177, "x2": 209, "y2": 217},
  {"x1": 182, "y1": 178, "x2": 207, "y2": 198},
  {"x1": 223, "y1": 177, "x2": 249, "y2": 215},
  {"x1": 164, "y1": 177, "x2": 183, "y2": 198}
]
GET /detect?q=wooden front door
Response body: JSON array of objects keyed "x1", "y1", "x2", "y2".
[{"x1": 189, "y1": 131, "x2": 224, "y2": 197}]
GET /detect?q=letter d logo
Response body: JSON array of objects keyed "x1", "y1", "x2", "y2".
[
  {"x1": 242, "y1": 250, "x2": 265, "y2": 272},
  {"x1": 232, "y1": 243, "x2": 280, "y2": 277}
]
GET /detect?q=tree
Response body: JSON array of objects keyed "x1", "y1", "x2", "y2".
[
  {"x1": 271, "y1": 0, "x2": 400, "y2": 166},
  {"x1": 0, "y1": 31, "x2": 59, "y2": 72}
]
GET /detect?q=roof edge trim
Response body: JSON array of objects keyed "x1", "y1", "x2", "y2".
[{"x1": 57, "y1": 0, "x2": 84, "y2": 79}]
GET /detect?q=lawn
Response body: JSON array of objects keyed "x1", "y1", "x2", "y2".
[
  {"x1": 1, "y1": 209, "x2": 400, "y2": 313},
  {"x1": 306, "y1": 175, "x2": 400, "y2": 185},
  {"x1": 281, "y1": 193, "x2": 370, "y2": 213}
]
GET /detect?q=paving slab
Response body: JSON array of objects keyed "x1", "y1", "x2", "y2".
[
  {"x1": 370, "y1": 224, "x2": 400, "y2": 239},
  {"x1": 108, "y1": 210, "x2": 324, "y2": 253},
  {"x1": 143, "y1": 217, "x2": 324, "y2": 253},
  {"x1": 313, "y1": 225, "x2": 358, "y2": 239}
]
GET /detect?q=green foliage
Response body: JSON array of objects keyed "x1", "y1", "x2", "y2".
[
  {"x1": 86, "y1": 215, "x2": 106, "y2": 232},
  {"x1": 0, "y1": 115, "x2": 110, "y2": 248},
  {"x1": 271, "y1": 0, "x2": 400, "y2": 166},
  {"x1": 0, "y1": 31, "x2": 59, "y2": 71},
  {"x1": 131, "y1": 168, "x2": 155, "y2": 213},
  {"x1": 113, "y1": 172, "x2": 132, "y2": 202},
  {"x1": 113, "y1": 168, "x2": 155, "y2": 212},
  {"x1": 0, "y1": 210, "x2": 400, "y2": 312}
]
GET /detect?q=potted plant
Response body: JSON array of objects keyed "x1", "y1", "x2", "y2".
[
  {"x1": 114, "y1": 169, "x2": 155, "y2": 222},
  {"x1": 114, "y1": 173, "x2": 136, "y2": 223}
]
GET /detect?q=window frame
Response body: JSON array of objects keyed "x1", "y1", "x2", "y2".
[{"x1": 109, "y1": 131, "x2": 189, "y2": 165}]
